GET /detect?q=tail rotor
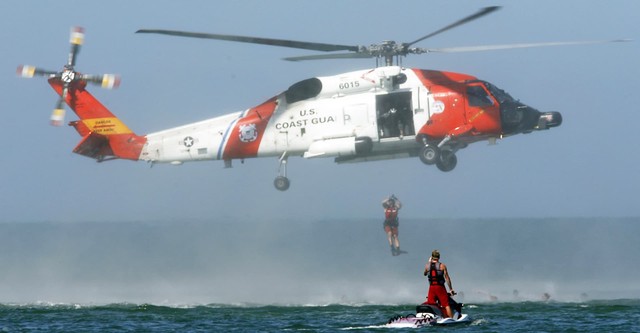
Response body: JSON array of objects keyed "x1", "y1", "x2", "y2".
[{"x1": 17, "y1": 27, "x2": 121, "y2": 126}]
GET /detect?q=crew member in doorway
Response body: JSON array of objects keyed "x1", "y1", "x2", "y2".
[
  {"x1": 382, "y1": 194, "x2": 402, "y2": 255},
  {"x1": 423, "y1": 250, "x2": 456, "y2": 318},
  {"x1": 379, "y1": 104, "x2": 403, "y2": 138}
]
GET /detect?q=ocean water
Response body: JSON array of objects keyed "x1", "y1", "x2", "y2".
[
  {"x1": 1, "y1": 218, "x2": 639, "y2": 331},
  {"x1": 1, "y1": 300, "x2": 639, "y2": 332}
]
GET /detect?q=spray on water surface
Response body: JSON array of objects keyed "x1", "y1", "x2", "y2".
[{"x1": 1, "y1": 217, "x2": 638, "y2": 305}]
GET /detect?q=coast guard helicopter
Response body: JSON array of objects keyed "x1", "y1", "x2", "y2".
[{"x1": 17, "y1": 7, "x2": 625, "y2": 191}]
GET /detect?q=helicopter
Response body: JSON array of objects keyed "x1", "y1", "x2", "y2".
[{"x1": 17, "y1": 7, "x2": 626, "y2": 191}]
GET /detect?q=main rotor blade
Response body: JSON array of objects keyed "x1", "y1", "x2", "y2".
[
  {"x1": 406, "y1": 6, "x2": 501, "y2": 47},
  {"x1": 136, "y1": 29, "x2": 361, "y2": 53},
  {"x1": 423, "y1": 39, "x2": 632, "y2": 53},
  {"x1": 283, "y1": 52, "x2": 374, "y2": 62}
]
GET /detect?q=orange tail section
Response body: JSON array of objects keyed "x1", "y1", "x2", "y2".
[{"x1": 49, "y1": 78, "x2": 146, "y2": 161}]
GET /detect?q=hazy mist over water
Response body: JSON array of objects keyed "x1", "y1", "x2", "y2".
[{"x1": 1, "y1": 218, "x2": 638, "y2": 305}]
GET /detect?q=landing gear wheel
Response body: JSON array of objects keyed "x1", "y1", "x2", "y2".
[
  {"x1": 274, "y1": 176, "x2": 290, "y2": 191},
  {"x1": 419, "y1": 145, "x2": 439, "y2": 165},
  {"x1": 436, "y1": 150, "x2": 457, "y2": 172}
]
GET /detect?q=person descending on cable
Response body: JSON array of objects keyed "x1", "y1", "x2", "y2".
[
  {"x1": 382, "y1": 194, "x2": 402, "y2": 256},
  {"x1": 423, "y1": 250, "x2": 457, "y2": 318}
]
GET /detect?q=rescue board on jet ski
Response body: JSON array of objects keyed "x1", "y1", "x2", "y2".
[
  {"x1": 433, "y1": 313, "x2": 471, "y2": 325},
  {"x1": 385, "y1": 303, "x2": 471, "y2": 328},
  {"x1": 385, "y1": 313, "x2": 471, "y2": 328}
]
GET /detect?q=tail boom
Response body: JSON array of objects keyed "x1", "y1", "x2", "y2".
[{"x1": 49, "y1": 78, "x2": 146, "y2": 161}]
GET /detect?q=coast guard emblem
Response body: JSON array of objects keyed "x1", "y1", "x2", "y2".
[{"x1": 238, "y1": 123, "x2": 258, "y2": 142}]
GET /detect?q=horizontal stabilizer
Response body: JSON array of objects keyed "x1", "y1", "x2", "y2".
[{"x1": 73, "y1": 132, "x2": 112, "y2": 160}]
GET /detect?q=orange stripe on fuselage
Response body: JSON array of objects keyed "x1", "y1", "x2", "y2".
[{"x1": 223, "y1": 96, "x2": 278, "y2": 159}]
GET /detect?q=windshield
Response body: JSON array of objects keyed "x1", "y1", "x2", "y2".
[
  {"x1": 482, "y1": 81, "x2": 516, "y2": 104},
  {"x1": 466, "y1": 85, "x2": 494, "y2": 107}
]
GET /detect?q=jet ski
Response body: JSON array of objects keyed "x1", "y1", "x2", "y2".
[{"x1": 386, "y1": 300, "x2": 471, "y2": 328}]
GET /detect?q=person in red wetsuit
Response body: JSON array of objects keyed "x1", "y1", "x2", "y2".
[
  {"x1": 424, "y1": 250, "x2": 455, "y2": 318},
  {"x1": 382, "y1": 195, "x2": 402, "y2": 256}
]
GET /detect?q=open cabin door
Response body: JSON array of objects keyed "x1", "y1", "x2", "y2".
[{"x1": 376, "y1": 91, "x2": 414, "y2": 139}]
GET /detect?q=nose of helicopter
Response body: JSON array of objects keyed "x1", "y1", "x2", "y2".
[{"x1": 500, "y1": 101, "x2": 562, "y2": 135}]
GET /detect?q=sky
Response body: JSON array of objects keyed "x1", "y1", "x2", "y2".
[{"x1": 1, "y1": 0, "x2": 639, "y2": 223}]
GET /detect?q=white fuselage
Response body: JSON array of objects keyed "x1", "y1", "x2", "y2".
[{"x1": 139, "y1": 66, "x2": 436, "y2": 165}]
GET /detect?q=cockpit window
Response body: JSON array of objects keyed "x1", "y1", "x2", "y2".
[
  {"x1": 466, "y1": 85, "x2": 494, "y2": 107},
  {"x1": 285, "y1": 78, "x2": 322, "y2": 104},
  {"x1": 483, "y1": 81, "x2": 515, "y2": 104}
]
